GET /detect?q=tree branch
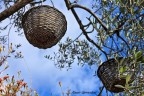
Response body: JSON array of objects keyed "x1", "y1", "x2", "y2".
[
  {"x1": 70, "y1": 4, "x2": 108, "y2": 32},
  {"x1": 0, "y1": 0, "x2": 33, "y2": 22},
  {"x1": 64, "y1": 0, "x2": 108, "y2": 59}
]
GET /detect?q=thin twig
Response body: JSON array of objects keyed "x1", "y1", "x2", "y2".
[
  {"x1": 50, "y1": 0, "x2": 55, "y2": 8},
  {"x1": 117, "y1": 34, "x2": 130, "y2": 50},
  {"x1": 98, "y1": 86, "x2": 104, "y2": 96},
  {"x1": 70, "y1": 4, "x2": 108, "y2": 32},
  {"x1": 64, "y1": 32, "x2": 83, "y2": 49}
]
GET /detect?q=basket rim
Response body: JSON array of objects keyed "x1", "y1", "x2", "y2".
[
  {"x1": 97, "y1": 58, "x2": 116, "y2": 76},
  {"x1": 22, "y1": 5, "x2": 67, "y2": 27}
]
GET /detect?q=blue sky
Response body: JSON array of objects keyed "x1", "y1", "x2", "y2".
[{"x1": 0, "y1": 0, "x2": 109, "y2": 96}]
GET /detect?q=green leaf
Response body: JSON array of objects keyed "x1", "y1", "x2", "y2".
[
  {"x1": 119, "y1": 58, "x2": 128, "y2": 66},
  {"x1": 135, "y1": 51, "x2": 142, "y2": 58},
  {"x1": 129, "y1": 86, "x2": 139, "y2": 90},
  {"x1": 116, "y1": 0, "x2": 119, "y2": 4},
  {"x1": 135, "y1": 51, "x2": 143, "y2": 62},
  {"x1": 125, "y1": 83, "x2": 129, "y2": 89},
  {"x1": 123, "y1": 66, "x2": 127, "y2": 72},
  {"x1": 131, "y1": 8, "x2": 134, "y2": 14},
  {"x1": 119, "y1": 67, "x2": 124, "y2": 73},
  {"x1": 119, "y1": 58, "x2": 125, "y2": 65},
  {"x1": 126, "y1": 74, "x2": 131, "y2": 84},
  {"x1": 115, "y1": 85, "x2": 125, "y2": 89}
]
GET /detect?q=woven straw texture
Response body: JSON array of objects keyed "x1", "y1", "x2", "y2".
[
  {"x1": 22, "y1": 5, "x2": 67, "y2": 49},
  {"x1": 97, "y1": 58, "x2": 133, "y2": 93}
]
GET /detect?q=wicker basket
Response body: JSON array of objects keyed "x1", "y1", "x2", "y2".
[
  {"x1": 97, "y1": 58, "x2": 134, "y2": 93},
  {"x1": 22, "y1": 5, "x2": 67, "y2": 49}
]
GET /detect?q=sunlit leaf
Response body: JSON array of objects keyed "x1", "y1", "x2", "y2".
[
  {"x1": 115, "y1": 85, "x2": 125, "y2": 89},
  {"x1": 119, "y1": 67, "x2": 124, "y2": 73},
  {"x1": 126, "y1": 74, "x2": 131, "y2": 84},
  {"x1": 135, "y1": 51, "x2": 143, "y2": 62}
]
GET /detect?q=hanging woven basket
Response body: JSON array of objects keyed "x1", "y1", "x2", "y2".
[
  {"x1": 97, "y1": 58, "x2": 135, "y2": 93},
  {"x1": 22, "y1": 5, "x2": 67, "y2": 49}
]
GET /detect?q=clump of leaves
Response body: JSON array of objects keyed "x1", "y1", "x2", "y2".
[
  {"x1": 115, "y1": 51, "x2": 144, "y2": 95},
  {"x1": 45, "y1": 37, "x2": 101, "y2": 70}
]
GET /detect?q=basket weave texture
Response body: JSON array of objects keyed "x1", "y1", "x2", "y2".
[
  {"x1": 97, "y1": 58, "x2": 132, "y2": 93},
  {"x1": 22, "y1": 5, "x2": 67, "y2": 49}
]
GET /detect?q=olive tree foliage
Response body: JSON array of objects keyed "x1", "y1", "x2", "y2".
[
  {"x1": 46, "y1": 0, "x2": 144, "y2": 68},
  {"x1": 46, "y1": 0, "x2": 144, "y2": 95}
]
